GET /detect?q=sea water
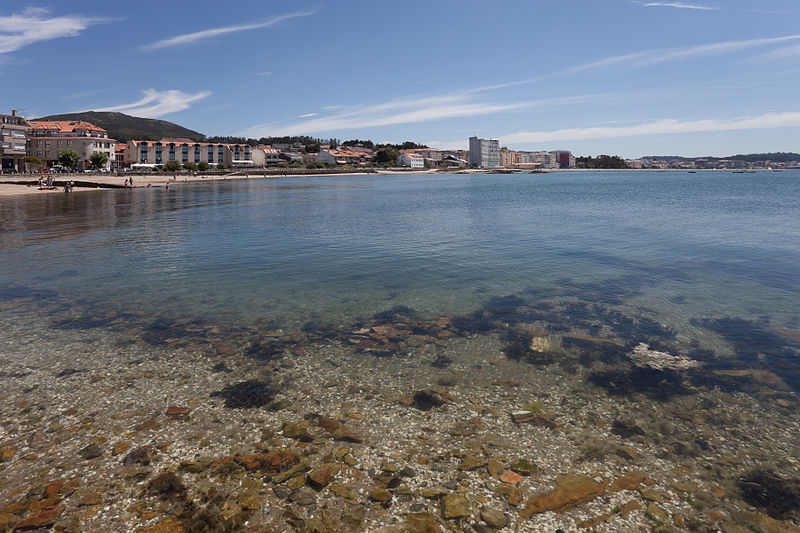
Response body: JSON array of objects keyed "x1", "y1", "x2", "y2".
[{"x1": 1, "y1": 170, "x2": 798, "y2": 383}]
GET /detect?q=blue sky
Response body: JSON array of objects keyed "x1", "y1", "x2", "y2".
[{"x1": 2, "y1": 0, "x2": 799, "y2": 157}]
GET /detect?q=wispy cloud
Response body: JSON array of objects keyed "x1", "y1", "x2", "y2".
[
  {"x1": 559, "y1": 34, "x2": 800, "y2": 76},
  {"x1": 256, "y1": 71, "x2": 272, "y2": 76},
  {"x1": 470, "y1": 34, "x2": 800, "y2": 93},
  {"x1": 748, "y1": 44, "x2": 800, "y2": 62},
  {"x1": 298, "y1": 113, "x2": 318, "y2": 118},
  {"x1": 243, "y1": 92, "x2": 607, "y2": 137},
  {"x1": 641, "y1": 2, "x2": 718, "y2": 10},
  {"x1": 0, "y1": 7, "x2": 110, "y2": 55},
  {"x1": 501, "y1": 111, "x2": 800, "y2": 144},
  {"x1": 94, "y1": 89, "x2": 212, "y2": 117},
  {"x1": 142, "y1": 10, "x2": 317, "y2": 50}
]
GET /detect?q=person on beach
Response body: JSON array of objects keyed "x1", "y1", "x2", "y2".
[
  {"x1": 165, "y1": 182, "x2": 169, "y2": 190},
  {"x1": 130, "y1": 176, "x2": 133, "y2": 187},
  {"x1": 124, "y1": 178, "x2": 128, "y2": 188}
]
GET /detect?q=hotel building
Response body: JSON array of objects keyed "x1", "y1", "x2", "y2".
[
  {"x1": 27, "y1": 120, "x2": 115, "y2": 170},
  {"x1": 126, "y1": 139, "x2": 253, "y2": 167}
]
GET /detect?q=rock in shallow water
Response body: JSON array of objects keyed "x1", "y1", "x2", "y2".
[{"x1": 78, "y1": 444, "x2": 102, "y2": 460}]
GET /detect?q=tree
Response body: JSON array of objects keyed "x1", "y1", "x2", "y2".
[
  {"x1": 23, "y1": 155, "x2": 44, "y2": 172},
  {"x1": 90, "y1": 152, "x2": 109, "y2": 169},
  {"x1": 163, "y1": 160, "x2": 182, "y2": 172},
  {"x1": 58, "y1": 149, "x2": 81, "y2": 169},
  {"x1": 575, "y1": 155, "x2": 628, "y2": 169},
  {"x1": 216, "y1": 162, "x2": 228, "y2": 170},
  {"x1": 374, "y1": 148, "x2": 399, "y2": 165},
  {"x1": 183, "y1": 161, "x2": 198, "y2": 171},
  {"x1": 197, "y1": 161, "x2": 210, "y2": 171}
]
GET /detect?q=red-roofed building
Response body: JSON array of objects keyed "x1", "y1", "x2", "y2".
[{"x1": 27, "y1": 120, "x2": 116, "y2": 170}]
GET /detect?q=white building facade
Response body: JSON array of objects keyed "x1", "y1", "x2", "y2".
[
  {"x1": 396, "y1": 153, "x2": 425, "y2": 168},
  {"x1": 468, "y1": 136, "x2": 500, "y2": 168}
]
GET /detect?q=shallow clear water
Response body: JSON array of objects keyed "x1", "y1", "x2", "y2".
[{"x1": 1, "y1": 171, "x2": 798, "y2": 368}]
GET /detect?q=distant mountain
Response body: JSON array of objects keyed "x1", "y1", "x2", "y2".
[
  {"x1": 32, "y1": 111, "x2": 205, "y2": 143},
  {"x1": 643, "y1": 152, "x2": 800, "y2": 162}
]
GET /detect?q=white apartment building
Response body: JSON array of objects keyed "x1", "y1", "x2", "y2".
[
  {"x1": 126, "y1": 139, "x2": 252, "y2": 167},
  {"x1": 468, "y1": 136, "x2": 500, "y2": 168},
  {"x1": 396, "y1": 152, "x2": 425, "y2": 168}
]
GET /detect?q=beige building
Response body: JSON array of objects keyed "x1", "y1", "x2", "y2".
[
  {"x1": 1, "y1": 110, "x2": 29, "y2": 172},
  {"x1": 27, "y1": 120, "x2": 115, "y2": 170},
  {"x1": 126, "y1": 139, "x2": 253, "y2": 167}
]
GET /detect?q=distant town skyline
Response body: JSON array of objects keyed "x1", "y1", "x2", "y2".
[{"x1": 2, "y1": 0, "x2": 799, "y2": 158}]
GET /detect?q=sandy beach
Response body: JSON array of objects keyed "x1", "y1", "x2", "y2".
[{"x1": 0, "y1": 168, "x2": 463, "y2": 197}]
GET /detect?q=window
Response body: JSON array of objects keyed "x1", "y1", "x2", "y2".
[
  {"x1": 46, "y1": 140, "x2": 50, "y2": 146},
  {"x1": 67, "y1": 141, "x2": 72, "y2": 146}
]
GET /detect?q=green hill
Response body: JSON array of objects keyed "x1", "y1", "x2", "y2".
[{"x1": 32, "y1": 111, "x2": 205, "y2": 143}]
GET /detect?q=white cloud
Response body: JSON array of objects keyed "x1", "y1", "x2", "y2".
[
  {"x1": 94, "y1": 89, "x2": 212, "y2": 117},
  {"x1": 500, "y1": 111, "x2": 800, "y2": 144},
  {"x1": 256, "y1": 71, "x2": 272, "y2": 76},
  {"x1": 642, "y1": 2, "x2": 717, "y2": 10},
  {"x1": 470, "y1": 34, "x2": 800, "y2": 94},
  {"x1": 242, "y1": 93, "x2": 605, "y2": 137},
  {"x1": 0, "y1": 7, "x2": 110, "y2": 55},
  {"x1": 559, "y1": 34, "x2": 800, "y2": 77},
  {"x1": 142, "y1": 10, "x2": 317, "y2": 50},
  {"x1": 749, "y1": 44, "x2": 800, "y2": 62},
  {"x1": 298, "y1": 113, "x2": 318, "y2": 118}
]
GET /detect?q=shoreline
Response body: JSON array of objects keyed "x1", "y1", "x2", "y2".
[{"x1": 0, "y1": 167, "x2": 785, "y2": 198}]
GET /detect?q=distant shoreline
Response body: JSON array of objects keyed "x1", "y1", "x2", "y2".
[{"x1": 0, "y1": 167, "x2": 788, "y2": 198}]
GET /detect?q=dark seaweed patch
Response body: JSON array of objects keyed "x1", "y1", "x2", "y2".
[
  {"x1": 502, "y1": 329, "x2": 554, "y2": 365},
  {"x1": 372, "y1": 305, "x2": 417, "y2": 322},
  {"x1": 562, "y1": 336, "x2": 629, "y2": 365},
  {"x1": 0, "y1": 285, "x2": 58, "y2": 302},
  {"x1": 450, "y1": 312, "x2": 496, "y2": 334},
  {"x1": 588, "y1": 366, "x2": 689, "y2": 400},
  {"x1": 430, "y1": 355, "x2": 452, "y2": 369},
  {"x1": 739, "y1": 469, "x2": 800, "y2": 519},
  {"x1": 245, "y1": 339, "x2": 283, "y2": 360},
  {"x1": 211, "y1": 380, "x2": 276, "y2": 409},
  {"x1": 56, "y1": 368, "x2": 84, "y2": 378},
  {"x1": 410, "y1": 390, "x2": 444, "y2": 411},
  {"x1": 695, "y1": 316, "x2": 800, "y2": 392}
]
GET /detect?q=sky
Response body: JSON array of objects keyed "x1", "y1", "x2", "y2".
[{"x1": 2, "y1": 0, "x2": 799, "y2": 158}]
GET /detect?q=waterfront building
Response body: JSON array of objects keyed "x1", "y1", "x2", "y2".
[
  {"x1": 396, "y1": 152, "x2": 425, "y2": 168},
  {"x1": 500, "y1": 147, "x2": 517, "y2": 168},
  {"x1": 252, "y1": 146, "x2": 281, "y2": 166},
  {"x1": 126, "y1": 139, "x2": 252, "y2": 167},
  {"x1": 1, "y1": 110, "x2": 29, "y2": 172},
  {"x1": 518, "y1": 151, "x2": 555, "y2": 169},
  {"x1": 114, "y1": 144, "x2": 127, "y2": 169},
  {"x1": 469, "y1": 136, "x2": 500, "y2": 168},
  {"x1": 27, "y1": 120, "x2": 115, "y2": 170},
  {"x1": 550, "y1": 150, "x2": 575, "y2": 169},
  {"x1": 316, "y1": 146, "x2": 374, "y2": 165}
]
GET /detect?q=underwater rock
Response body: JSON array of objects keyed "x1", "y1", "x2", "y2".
[{"x1": 629, "y1": 343, "x2": 701, "y2": 371}]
